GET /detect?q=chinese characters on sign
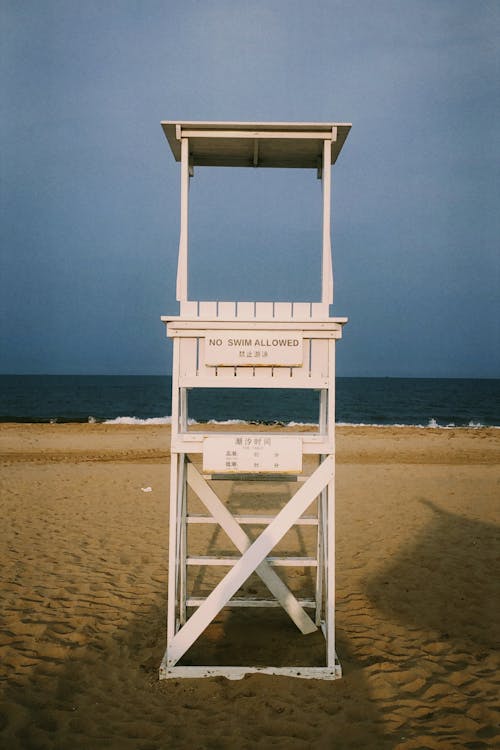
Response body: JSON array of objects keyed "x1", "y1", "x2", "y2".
[
  {"x1": 202, "y1": 435, "x2": 303, "y2": 474},
  {"x1": 204, "y1": 331, "x2": 303, "y2": 367}
]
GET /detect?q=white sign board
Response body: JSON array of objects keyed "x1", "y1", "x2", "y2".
[
  {"x1": 205, "y1": 331, "x2": 303, "y2": 367},
  {"x1": 203, "y1": 435, "x2": 302, "y2": 474}
]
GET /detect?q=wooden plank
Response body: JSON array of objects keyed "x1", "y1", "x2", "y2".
[
  {"x1": 186, "y1": 556, "x2": 318, "y2": 567},
  {"x1": 179, "y1": 338, "x2": 197, "y2": 378},
  {"x1": 170, "y1": 339, "x2": 180, "y2": 433},
  {"x1": 167, "y1": 457, "x2": 333, "y2": 666},
  {"x1": 177, "y1": 455, "x2": 187, "y2": 625},
  {"x1": 166, "y1": 319, "x2": 347, "y2": 331},
  {"x1": 198, "y1": 301, "x2": 218, "y2": 318},
  {"x1": 170, "y1": 328, "x2": 342, "y2": 340},
  {"x1": 160, "y1": 664, "x2": 342, "y2": 681},
  {"x1": 181, "y1": 129, "x2": 334, "y2": 140},
  {"x1": 315, "y1": 489, "x2": 324, "y2": 625},
  {"x1": 254, "y1": 302, "x2": 274, "y2": 320},
  {"x1": 292, "y1": 302, "x2": 312, "y2": 319},
  {"x1": 186, "y1": 514, "x2": 318, "y2": 526},
  {"x1": 250, "y1": 366, "x2": 273, "y2": 382},
  {"x1": 271, "y1": 366, "x2": 294, "y2": 384},
  {"x1": 326, "y1": 339, "x2": 336, "y2": 667},
  {"x1": 166, "y1": 452, "x2": 179, "y2": 643},
  {"x1": 186, "y1": 464, "x2": 317, "y2": 635},
  {"x1": 273, "y1": 302, "x2": 292, "y2": 320},
  {"x1": 311, "y1": 302, "x2": 329, "y2": 319},
  {"x1": 218, "y1": 301, "x2": 236, "y2": 319},
  {"x1": 172, "y1": 435, "x2": 332, "y2": 456},
  {"x1": 236, "y1": 301, "x2": 255, "y2": 319},
  {"x1": 326, "y1": 475, "x2": 336, "y2": 667},
  {"x1": 186, "y1": 598, "x2": 316, "y2": 608},
  {"x1": 311, "y1": 339, "x2": 330, "y2": 379},
  {"x1": 180, "y1": 301, "x2": 198, "y2": 318},
  {"x1": 178, "y1": 374, "x2": 330, "y2": 389}
]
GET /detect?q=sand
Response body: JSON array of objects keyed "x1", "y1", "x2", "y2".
[{"x1": 0, "y1": 423, "x2": 498, "y2": 749}]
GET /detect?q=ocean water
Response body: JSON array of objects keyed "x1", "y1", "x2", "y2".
[{"x1": 0, "y1": 375, "x2": 499, "y2": 427}]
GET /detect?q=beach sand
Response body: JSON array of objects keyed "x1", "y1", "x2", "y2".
[{"x1": 0, "y1": 423, "x2": 498, "y2": 749}]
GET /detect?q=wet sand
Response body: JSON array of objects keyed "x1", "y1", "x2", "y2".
[{"x1": 0, "y1": 423, "x2": 499, "y2": 749}]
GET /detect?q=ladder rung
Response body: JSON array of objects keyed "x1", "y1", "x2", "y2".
[
  {"x1": 186, "y1": 556, "x2": 318, "y2": 567},
  {"x1": 186, "y1": 514, "x2": 318, "y2": 526},
  {"x1": 186, "y1": 597, "x2": 316, "y2": 608},
  {"x1": 207, "y1": 473, "x2": 303, "y2": 482}
]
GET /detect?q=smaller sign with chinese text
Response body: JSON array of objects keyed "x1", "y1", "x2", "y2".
[{"x1": 203, "y1": 435, "x2": 302, "y2": 474}]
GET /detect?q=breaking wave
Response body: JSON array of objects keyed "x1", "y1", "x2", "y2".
[{"x1": 102, "y1": 416, "x2": 496, "y2": 428}]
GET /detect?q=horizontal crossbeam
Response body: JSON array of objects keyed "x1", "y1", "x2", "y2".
[
  {"x1": 186, "y1": 556, "x2": 318, "y2": 567},
  {"x1": 186, "y1": 597, "x2": 316, "y2": 609},
  {"x1": 186, "y1": 514, "x2": 318, "y2": 525},
  {"x1": 180, "y1": 129, "x2": 335, "y2": 140}
]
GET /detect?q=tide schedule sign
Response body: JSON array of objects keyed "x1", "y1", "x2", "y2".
[
  {"x1": 205, "y1": 331, "x2": 303, "y2": 367},
  {"x1": 203, "y1": 434, "x2": 302, "y2": 474}
]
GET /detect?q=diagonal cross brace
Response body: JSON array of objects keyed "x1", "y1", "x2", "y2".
[
  {"x1": 186, "y1": 462, "x2": 317, "y2": 635},
  {"x1": 167, "y1": 456, "x2": 334, "y2": 667}
]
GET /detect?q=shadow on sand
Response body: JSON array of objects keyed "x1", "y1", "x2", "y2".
[
  {"x1": 366, "y1": 499, "x2": 499, "y2": 652},
  {"x1": 1, "y1": 470, "x2": 395, "y2": 750}
]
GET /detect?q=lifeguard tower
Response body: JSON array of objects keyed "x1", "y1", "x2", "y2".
[{"x1": 160, "y1": 121, "x2": 351, "y2": 680}]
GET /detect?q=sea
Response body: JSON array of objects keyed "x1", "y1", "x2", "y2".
[{"x1": 0, "y1": 375, "x2": 499, "y2": 428}]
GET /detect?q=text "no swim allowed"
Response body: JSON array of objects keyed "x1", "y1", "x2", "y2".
[{"x1": 204, "y1": 331, "x2": 303, "y2": 367}]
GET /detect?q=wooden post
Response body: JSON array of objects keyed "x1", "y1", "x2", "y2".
[
  {"x1": 176, "y1": 138, "x2": 189, "y2": 301},
  {"x1": 322, "y1": 138, "x2": 333, "y2": 305}
]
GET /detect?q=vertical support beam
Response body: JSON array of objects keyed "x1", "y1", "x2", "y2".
[
  {"x1": 176, "y1": 137, "x2": 190, "y2": 301},
  {"x1": 326, "y1": 339, "x2": 336, "y2": 666},
  {"x1": 167, "y1": 337, "x2": 181, "y2": 642},
  {"x1": 319, "y1": 389, "x2": 328, "y2": 435},
  {"x1": 177, "y1": 455, "x2": 187, "y2": 625},
  {"x1": 321, "y1": 139, "x2": 333, "y2": 305},
  {"x1": 178, "y1": 384, "x2": 188, "y2": 625},
  {"x1": 167, "y1": 452, "x2": 179, "y2": 643},
  {"x1": 180, "y1": 388, "x2": 188, "y2": 432},
  {"x1": 315, "y1": 476, "x2": 324, "y2": 625},
  {"x1": 326, "y1": 473, "x2": 336, "y2": 666}
]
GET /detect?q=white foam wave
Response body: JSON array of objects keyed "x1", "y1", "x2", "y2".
[
  {"x1": 101, "y1": 416, "x2": 497, "y2": 429},
  {"x1": 337, "y1": 420, "x2": 497, "y2": 429},
  {"x1": 206, "y1": 418, "x2": 247, "y2": 426},
  {"x1": 103, "y1": 416, "x2": 173, "y2": 425}
]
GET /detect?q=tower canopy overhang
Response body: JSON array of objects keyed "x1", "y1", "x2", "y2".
[{"x1": 161, "y1": 121, "x2": 351, "y2": 168}]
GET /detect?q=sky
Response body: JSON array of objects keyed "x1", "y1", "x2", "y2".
[{"x1": 1, "y1": 0, "x2": 499, "y2": 377}]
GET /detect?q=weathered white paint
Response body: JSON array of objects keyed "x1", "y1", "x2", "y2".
[{"x1": 160, "y1": 120, "x2": 350, "y2": 681}]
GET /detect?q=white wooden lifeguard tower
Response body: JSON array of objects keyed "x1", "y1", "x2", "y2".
[{"x1": 159, "y1": 121, "x2": 351, "y2": 680}]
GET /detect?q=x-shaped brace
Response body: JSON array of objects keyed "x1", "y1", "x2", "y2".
[{"x1": 167, "y1": 456, "x2": 333, "y2": 667}]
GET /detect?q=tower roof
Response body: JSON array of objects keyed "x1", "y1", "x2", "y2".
[{"x1": 161, "y1": 121, "x2": 351, "y2": 168}]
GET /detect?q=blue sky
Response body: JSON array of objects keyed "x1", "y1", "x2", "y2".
[{"x1": 1, "y1": 0, "x2": 499, "y2": 376}]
